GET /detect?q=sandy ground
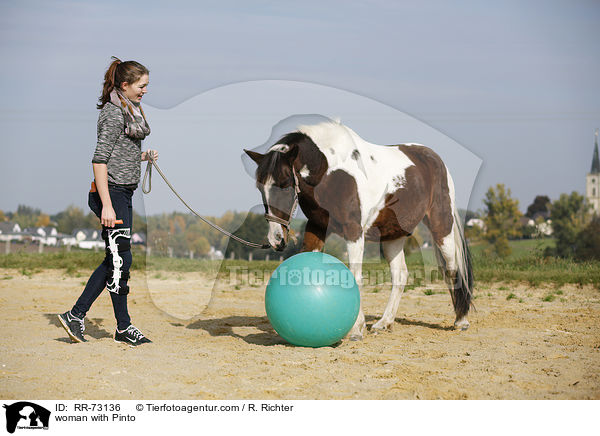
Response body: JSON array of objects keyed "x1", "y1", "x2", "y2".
[{"x1": 1, "y1": 267, "x2": 599, "y2": 400}]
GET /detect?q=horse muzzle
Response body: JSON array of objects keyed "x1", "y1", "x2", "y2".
[
  {"x1": 267, "y1": 222, "x2": 289, "y2": 251},
  {"x1": 274, "y1": 227, "x2": 289, "y2": 252}
]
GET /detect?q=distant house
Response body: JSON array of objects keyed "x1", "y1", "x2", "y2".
[
  {"x1": 38, "y1": 226, "x2": 58, "y2": 237},
  {"x1": 536, "y1": 220, "x2": 553, "y2": 237},
  {"x1": 519, "y1": 216, "x2": 535, "y2": 228},
  {"x1": 0, "y1": 222, "x2": 21, "y2": 233},
  {"x1": 0, "y1": 222, "x2": 23, "y2": 242},
  {"x1": 466, "y1": 218, "x2": 486, "y2": 231},
  {"x1": 73, "y1": 228, "x2": 101, "y2": 242},
  {"x1": 30, "y1": 226, "x2": 59, "y2": 246},
  {"x1": 208, "y1": 246, "x2": 224, "y2": 260},
  {"x1": 58, "y1": 234, "x2": 78, "y2": 247},
  {"x1": 72, "y1": 228, "x2": 104, "y2": 250},
  {"x1": 78, "y1": 239, "x2": 105, "y2": 250},
  {"x1": 132, "y1": 232, "x2": 146, "y2": 245}
]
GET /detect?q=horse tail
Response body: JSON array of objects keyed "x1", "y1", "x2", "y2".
[
  {"x1": 431, "y1": 169, "x2": 474, "y2": 322},
  {"x1": 450, "y1": 207, "x2": 474, "y2": 320}
]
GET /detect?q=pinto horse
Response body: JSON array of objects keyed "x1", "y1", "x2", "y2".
[{"x1": 245, "y1": 120, "x2": 473, "y2": 340}]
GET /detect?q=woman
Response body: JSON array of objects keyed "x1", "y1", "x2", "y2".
[{"x1": 58, "y1": 57, "x2": 157, "y2": 347}]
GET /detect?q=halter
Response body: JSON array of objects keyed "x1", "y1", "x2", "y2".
[{"x1": 263, "y1": 167, "x2": 301, "y2": 230}]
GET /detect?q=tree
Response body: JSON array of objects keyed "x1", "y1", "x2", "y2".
[
  {"x1": 11, "y1": 205, "x2": 42, "y2": 228},
  {"x1": 188, "y1": 235, "x2": 210, "y2": 257},
  {"x1": 170, "y1": 214, "x2": 186, "y2": 235},
  {"x1": 170, "y1": 233, "x2": 189, "y2": 257},
  {"x1": 35, "y1": 214, "x2": 51, "y2": 227},
  {"x1": 16, "y1": 205, "x2": 41, "y2": 217},
  {"x1": 574, "y1": 217, "x2": 600, "y2": 260},
  {"x1": 224, "y1": 212, "x2": 270, "y2": 260},
  {"x1": 186, "y1": 222, "x2": 212, "y2": 257},
  {"x1": 0, "y1": 210, "x2": 6, "y2": 222},
  {"x1": 526, "y1": 195, "x2": 551, "y2": 219},
  {"x1": 85, "y1": 212, "x2": 102, "y2": 230},
  {"x1": 132, "y1": 209, "x2": 147, "y2": 235},
  {"x1": 148, "y1": 229, "x2": 169, "y2": 255},
  {"x1": 548, "y1": 192, "x2": 588, "y2": 258},
  {"x1": 461, "y1": 209, "x2": 480, "y2": 223},
  {"x1": 483, "y1": 184, "x2": 522, "y2": 257},
  {"x1": 56, "y1": 205, "x2": 87, "y2": 234}
]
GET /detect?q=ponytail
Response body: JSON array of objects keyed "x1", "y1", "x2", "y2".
[
  {"x1": 97, "y1": 56, "x2": 149, "y2": 109},
  {"x1": 97, "y1": 57, "x2": 121, "y2": 109}
]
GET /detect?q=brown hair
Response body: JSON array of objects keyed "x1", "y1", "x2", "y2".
[{"x1": 97, "y1": 56, "x2": 149, "y2": 109}]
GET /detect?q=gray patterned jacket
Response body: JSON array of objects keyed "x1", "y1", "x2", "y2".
[{"x1": 92, "y1": 102, "x2": 142, "y2": 187}]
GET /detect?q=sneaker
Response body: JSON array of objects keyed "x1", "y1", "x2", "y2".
[
  {"x1": 114, "y1": 325, "x2": 152, "y2": 347},
  {"x1": 58, "y1": 311, "x2": 87, "y2": 343}
]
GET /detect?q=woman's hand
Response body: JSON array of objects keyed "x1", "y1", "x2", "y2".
[
  {"x1": 142, "y1": 149, "x2": 159, "y2": 161},
  {"x1": 101, "y1": 205, "x2": 117, "y2": 228},
  {"x1": 93, "y1": 163, "x2": 117, "y2": 227}
]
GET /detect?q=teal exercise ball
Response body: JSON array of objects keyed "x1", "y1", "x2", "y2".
[{"x1": 265, "y1": 252, "x2": 360, "y2": 347}]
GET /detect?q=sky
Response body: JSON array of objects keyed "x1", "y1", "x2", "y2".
[
  {"x1": 141, "y1": 81, "x2": 482, "y2": 216},
  {"x1": 1, "y1": 0, "x2": 599, "y2": 217}
]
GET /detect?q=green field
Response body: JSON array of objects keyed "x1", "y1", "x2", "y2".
[
  {"x1": 1, "y1": 239, "x2": 598, "y2": 288},
  {"x1": 466, "y1": 239, "x2": 599, "y2": 288}
]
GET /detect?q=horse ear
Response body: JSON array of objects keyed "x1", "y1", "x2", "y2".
[
  {"x1": 285, "y1": 143, "x2": 299, "y2": 161},
  {"x1": 244, "y1": 149, "x2": 264, "y2": 164}
]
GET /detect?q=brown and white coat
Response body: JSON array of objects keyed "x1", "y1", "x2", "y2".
[{"x1": 246, "y1": 120, "x2": 473, "y2": 339}]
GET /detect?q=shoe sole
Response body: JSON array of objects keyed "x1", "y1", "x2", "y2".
[
  {"x1": 114, "y1": 338, "x2": 138, "y2": 348},
  {"x1": 58, "y1": 314, "x2": 85, "y2": 343},
  {"x1": 114, "y1": 338, "x2": 152, "y2": 347}
]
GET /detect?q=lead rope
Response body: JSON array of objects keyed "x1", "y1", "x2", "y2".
[{"x1": 142, "y1": 158, "x2": 270, "y2": 249}]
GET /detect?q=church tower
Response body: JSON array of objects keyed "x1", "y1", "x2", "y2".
[{"x1": 586, "y1": 129, "x2": 600, "y2": 215}]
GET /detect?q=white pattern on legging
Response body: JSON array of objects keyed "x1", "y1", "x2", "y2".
[{"x1": 106, "y1": 228, "x2": 131, "y2": 294}]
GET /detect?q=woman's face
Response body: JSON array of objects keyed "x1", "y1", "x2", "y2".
[{"x1": 121, "y1": 74, "x2": 149, "y2": 103}]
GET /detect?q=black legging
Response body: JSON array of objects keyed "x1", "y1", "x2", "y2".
[{"x1": 72, "y1": 185, "x2": 134, "y2": 330}]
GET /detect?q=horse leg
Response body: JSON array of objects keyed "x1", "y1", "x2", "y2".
[
  {"x1": 372, "y1": 237, "x2": 408, "y2": 332},
  {"x1": 301, "y1": 221, "x2": 326, "y2": 252},
  {"x1": 346, "y1": 234, "x2": 366, "y2": 341},
  {"x1": 426, "y1": 215, "x2": 472, "y2": 331},
  {"x1": 435, "y1": 231, "x2": 468, "y2": 330}
]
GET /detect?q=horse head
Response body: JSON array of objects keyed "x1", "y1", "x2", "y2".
[{"x1": 245, "y1": 140, "x2": 300, "y2": 251}]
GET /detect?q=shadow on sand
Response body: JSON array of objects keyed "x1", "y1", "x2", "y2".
[
  {"x1": 184, "y1": 315, "x2": 343, "y2": 348},
  {"x1": 185, "y1": 315, "x2": 287, "y2": 346},
  {"x1": 183, "y1": 313, "x2": 451, "y2": 347},
  {"x1": 44, "y1": 313, "x2": 113, "y2": 341},
  {"x1": 365, "y1": 314, "x2": 453, "y2": 331}
]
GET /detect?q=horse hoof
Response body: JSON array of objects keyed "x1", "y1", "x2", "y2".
[
  {"x1": 454, "y1": 320, "x2": 470, "y2": 331},
  {"x1": 371, "y1": 323, "x2": 392, "y2": 334}
]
